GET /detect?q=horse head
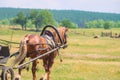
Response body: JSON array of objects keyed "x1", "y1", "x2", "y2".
[
  {"x1": 58, "y1": 27, "x2": 68, "y2": 44},
  {"x1": 51, "y1": 27, "x2": 68, "y2": 48}
]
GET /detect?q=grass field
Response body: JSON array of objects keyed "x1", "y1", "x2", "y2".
[{"x1": 0, "y1": 27, "x2": 120, "y2": 80}]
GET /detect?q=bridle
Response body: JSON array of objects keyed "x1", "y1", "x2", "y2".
[{"x1": 62, "y1": 30, "x2": 68, "y2": 49}]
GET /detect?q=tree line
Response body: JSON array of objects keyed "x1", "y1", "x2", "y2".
[
  {"x1": 85, "y1": 19, "x2": 120, "y2": 29},
  {"x1": 0, "y1": 9, "x2": 78, "y2": 31},
  {"x1": 0, "y1": 8, "x2": 120, "y2": 30}
]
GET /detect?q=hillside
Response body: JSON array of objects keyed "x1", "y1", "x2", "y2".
[{"x1": 0, "y1": 7, "x2": 120, "y2": 27}]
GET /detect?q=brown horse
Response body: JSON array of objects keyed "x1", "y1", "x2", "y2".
[{"x1": 13, "y1": 27, "x2": 68, "y2": 80}]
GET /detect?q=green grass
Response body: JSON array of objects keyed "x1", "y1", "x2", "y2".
[
  {"x1": 67, "y1": 29, "x2": 120, "y2": 56},
  {"x1": 0, "y1": 27, "x2": 120, "y2": 80},
  {"x1": 13, "y1": 59, "x2": 120, "y2": 80}
]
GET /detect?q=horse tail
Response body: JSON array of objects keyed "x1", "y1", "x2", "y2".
[{"x1": 12, "y1": 36, "x2": 28, "y2": 66}]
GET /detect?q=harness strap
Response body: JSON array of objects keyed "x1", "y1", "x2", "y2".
[{"x1": 44, "y1": 35, "x2": 56, "y2": 49}]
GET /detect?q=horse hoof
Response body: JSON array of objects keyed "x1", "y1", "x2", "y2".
[
  {"x1": 40, "y1": 77, "x2": 47, "y2": 80},
  {"x1": 40, "y1": 77, "x2": 43, "y2": 80},
  {"x1": 15, "y1": 78, "x2": 19, "y2": 80},
  {"x1": 15, "y1": 77, "x2": 21, "y2": 80},
  {"x1": 15, "y1": 74, "x2": 21, "y2": 80}
]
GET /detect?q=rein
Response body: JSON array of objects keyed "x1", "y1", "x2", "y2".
[{"x1": 0, "y1": 38, "x2": 51, "y2": 46}]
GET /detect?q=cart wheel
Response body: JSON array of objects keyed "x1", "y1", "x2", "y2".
[{"x1": 1, "y1": 67, "x2": 14, "y2": 80}]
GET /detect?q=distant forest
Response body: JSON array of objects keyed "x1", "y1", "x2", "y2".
[{"x1": 0, "y1": 8, "x2": 120, "y2": 28}]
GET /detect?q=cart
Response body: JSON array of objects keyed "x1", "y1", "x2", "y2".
[{"x1": 0, "y1": 45, "x2": 15, "y2": 80}]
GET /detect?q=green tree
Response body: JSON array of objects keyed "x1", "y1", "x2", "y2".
[
  {"x1": 116, "y1": 21, "x2": 120, "y2": 28},
  {"x1": 14, "y1": 11, "x2": 27, "y2": 30},
  {"x1": 85, "y1": 21, "x2": 92, "y2": 28},
  {"x1": 108, "y1": 21, "x2": 115, "y2": 28},
  {"x1": 39, "y1": 10, "x2": 57, "y2": 27},
  {"x1": 0, "y1": 19, "x2": 10, "y2": 25},
  {"x1": 60, "y1": 19, "x2": 78, "y2": 28},
  {"x1": 85, "y1": 20, "x2": 97, "y2": 28},
  {"x1": 97, "y1": 19, "x2": 104, "y2": 28},
  {"x1": 26, "y1": 20, "x2": 34, "y2": 28},
  {"x1": 29, "y1": 10, "x2": 57, "y2": 31},
  {"x1": 85, "y1": 19, "x2": 105, "y2": 28},
  {"x1": 104, "y1": 21, "x2": 111, "y2": 29},
  {"x1": 29, "y1": 10, "x2": 40, "y2": 31}
]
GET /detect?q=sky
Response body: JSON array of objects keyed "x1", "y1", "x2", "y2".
[{"x1": 0, "y1": 0, "x2": 120, "y2": 13}]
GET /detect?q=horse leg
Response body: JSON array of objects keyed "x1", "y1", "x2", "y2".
[
  {"x1": 41, "y1": 57, "x2": 54, "y2": 80},
  {"x1": 18, "y1": 58, "x2": 25, "y2": 75},
  {"x1": 32, "y1": 60, "x2": 38, "y2": 80},
  {"x1": 40, "y1": 58, "x2": 47, "y2": 80}
]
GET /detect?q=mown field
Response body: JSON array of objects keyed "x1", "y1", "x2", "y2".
[{"x1": 0, "y1": 27, "x2": 120, "y2": 80}]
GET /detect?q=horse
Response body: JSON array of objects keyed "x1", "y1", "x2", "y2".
[{"x1": 13, "y1": 26, "x2": 68, "y2": 80}]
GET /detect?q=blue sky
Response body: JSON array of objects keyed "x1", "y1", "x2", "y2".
[{"x1": 0, "y1": 0, "x2": 120, "y2": 13}]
